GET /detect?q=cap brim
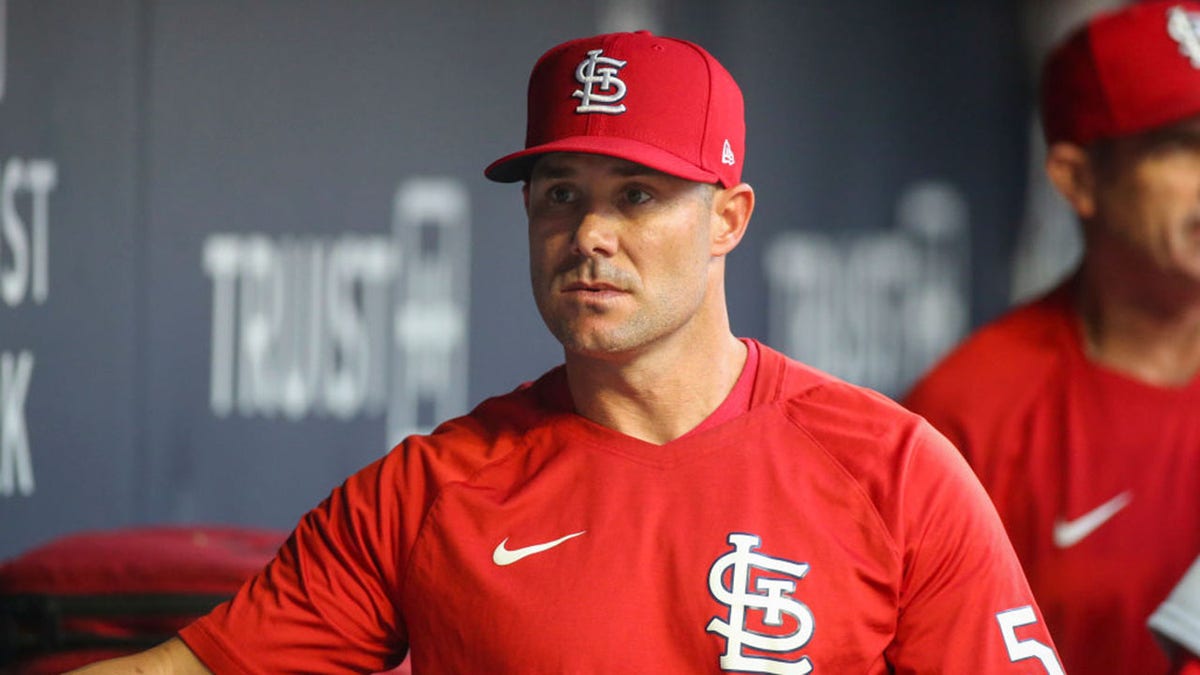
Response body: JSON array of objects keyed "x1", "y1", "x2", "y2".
[{"x1": 484, "y1": 136, "x2": 721, "y2": 184}]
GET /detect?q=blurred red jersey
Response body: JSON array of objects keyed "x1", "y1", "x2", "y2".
[{"x1": 906, "y1": 283, "x2": 1200, "y2": 674}]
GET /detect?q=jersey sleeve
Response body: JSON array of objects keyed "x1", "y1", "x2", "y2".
[
  {"x1": 902, "y1": 370, "x2": 981, "y2": 467},
  {"x1": 179, "y1": 450, "x2": 410, "y2": 674},
  {"x1": 1150, "y1": 555, "x2": 1200, "y2": 662},
  {"x1": 885, "y1": 423, "x2": 1064, "y2": 674}
]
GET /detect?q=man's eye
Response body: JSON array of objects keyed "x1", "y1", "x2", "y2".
[
  {"x1": 548, "y1": 186, "x2": 575, "y2": 203},
  {"x1": 625, "y1": 189, "x2": 651, "y2": 205}
]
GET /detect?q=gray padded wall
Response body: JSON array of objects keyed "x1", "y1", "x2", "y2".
[{"x1": 1, "y1": 0, "x2": 1030, "y2": 558}]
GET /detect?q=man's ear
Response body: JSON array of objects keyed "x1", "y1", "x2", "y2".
[
  {"x1": 711, "y1": 183, "x2": 755, "y2": 256},
  {"x1": 1045, "y1": 142, "x2": 1098, "y2": 219},
  {"x1": 522, "y1": 183, "x2": 531, "y2": 213}
]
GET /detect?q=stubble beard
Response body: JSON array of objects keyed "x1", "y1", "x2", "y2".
[
  {"x1": 543, "y1": 304, "x2": 655, "y2": 358},
  {"x1": 535, "y1": 257, "x2": 651, "y2": 357}
]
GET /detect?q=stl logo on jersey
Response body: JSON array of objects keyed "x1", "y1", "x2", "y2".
[{"x1": 706, "y1": 533, "x2": 816, "y2": 674}]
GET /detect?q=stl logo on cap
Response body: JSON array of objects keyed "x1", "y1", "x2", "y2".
[
  {"x1": 573, "y1": 49, "x2": 628, "y2": 114},
  {"x1": 1169, "y1": 5, "x2": 1200, "y2": 68}
]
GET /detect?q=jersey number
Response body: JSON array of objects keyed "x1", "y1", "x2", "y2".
[{"x1": 995, "y1": 606, "x2": 1064, "y2": 675}]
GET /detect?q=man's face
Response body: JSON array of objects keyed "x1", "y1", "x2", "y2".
[
  {"x1": 1088, "y1": 116, "x2": 1200, "y2": 283},
  {"x1": 524, "y1": 153, "x2": 719, "y2": 358}
]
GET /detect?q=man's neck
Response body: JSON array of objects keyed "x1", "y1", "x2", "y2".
[
  {"x1": 1075, "y1": 258, "x2": 1200, "y2": 386},
  {"x1": 563, "y1": 332, "x2": 748, "y2": 445}
]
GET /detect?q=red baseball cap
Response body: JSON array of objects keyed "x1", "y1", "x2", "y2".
[
  {"x1": 1042, "y1": 1, "x2": 1200, "y2": 146},
  {"x1": 485, "y1": 31, "x2": 745, "y2": 187}
]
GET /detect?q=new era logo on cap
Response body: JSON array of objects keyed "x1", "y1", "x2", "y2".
[
  {"x1": 1042, "y1": 1, "x2": 1200, "y2": 146},
  {"x1": 485, "y1": 31, "x2": 745, "y2": 187}
]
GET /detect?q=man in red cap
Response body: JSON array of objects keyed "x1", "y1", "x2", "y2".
[
  {"x1": 74, "y1": 32, "x2": 1059, "y2": 674},
  {"x1": 904, "y1": 2, "x2": 1200, "y2": 673}
]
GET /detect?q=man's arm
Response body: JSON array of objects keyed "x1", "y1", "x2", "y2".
[
  {"x1": 66, "y1": 637, "x2": 211, "y2": 675},
  {"x1": 1150, "y1": 555, "x2": 1200, "y2": 670},
  {"x1": 885, "y1": 424, "x2": 1064, "y2": 673}
]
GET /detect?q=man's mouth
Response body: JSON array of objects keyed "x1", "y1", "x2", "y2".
[{"x1": 563, "y1": 281, "x2": 622, "y2": 293}]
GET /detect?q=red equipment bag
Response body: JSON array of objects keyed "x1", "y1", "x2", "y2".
[{"x1": 0, "y1": 526, "x2": 286, "y2": 673}]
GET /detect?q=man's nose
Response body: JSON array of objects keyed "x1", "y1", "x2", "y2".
[{"x1": 571, "y1": 207, "x2": 619, "y2": 258}]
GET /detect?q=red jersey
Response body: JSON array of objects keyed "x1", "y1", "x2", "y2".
[
  {"x1": 905, "y1": 283, "x2": 1200, "y2": 675},
  {"x1": 181, "y1": 341, "x2": 1060, "y2": 674}
]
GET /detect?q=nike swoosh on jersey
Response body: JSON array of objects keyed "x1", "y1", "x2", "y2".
[
  {"x1": 1052, "y1": 491, "x2": 1132, "y2": 549},
  {"x1": 492, "y1": 531, "x2": 586, "y2": 566}
]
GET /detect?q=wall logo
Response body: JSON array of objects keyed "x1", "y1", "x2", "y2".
[
  {"x1": 574, "y1": 49, "x2": 628, "y2": 114},
  {"x1": 765, "y1": 181, "x2": 969, "y2": 397},
  {"x1": 386, "y1": 179, "x2": 470, "y2": 443},
  {"x1": 1, "y1": 0, "x2": 60, "y2": 497},
  {"x1": 0, "y1": 350, "x2": 32, "y2": 496},
  {"x1": 1, "y1": 160, "x2": 56, "y2": 498},
  {"x1": 707, "y1": 533, "x2": 815, "y2": 674},
  {"x1": 203, "y1": 178, "x2": 470, "y2": 446}
]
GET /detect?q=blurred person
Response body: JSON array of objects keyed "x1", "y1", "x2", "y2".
[
  {"x1": 73, "y1": 30, "x2": 1061, "y2": 674},
  {"x1": 1009, "y1": 0, "x2": 1124, "y2": 304},
  {"x1": 904, "y1": 2, "x2": 1200, "y2": 673}
]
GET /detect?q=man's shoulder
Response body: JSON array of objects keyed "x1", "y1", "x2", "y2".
[
  {"x1": 903, "y1": 288, "x2": 1072, "y2": 416},
  {"x1": 756, "y1": 341, "x2": 915, "y2": 421},
  {"x1": 755, "y1": 341, "x2": 928, "y2": 459},
  {"x1": 753, "y1": 342, "x2": 973, "y2": 527}
]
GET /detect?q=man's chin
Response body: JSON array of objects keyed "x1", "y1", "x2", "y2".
[{"x1": 555, "y1": 331, "x2": 641, "y2": 361}]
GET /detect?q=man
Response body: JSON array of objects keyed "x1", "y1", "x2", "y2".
[
  {"x1": 904, "y1": 3, "x2": 1200, "y2": 674},
  {"x1": 75, "y1": 31, "x2": 1060, "y2": 673}
]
